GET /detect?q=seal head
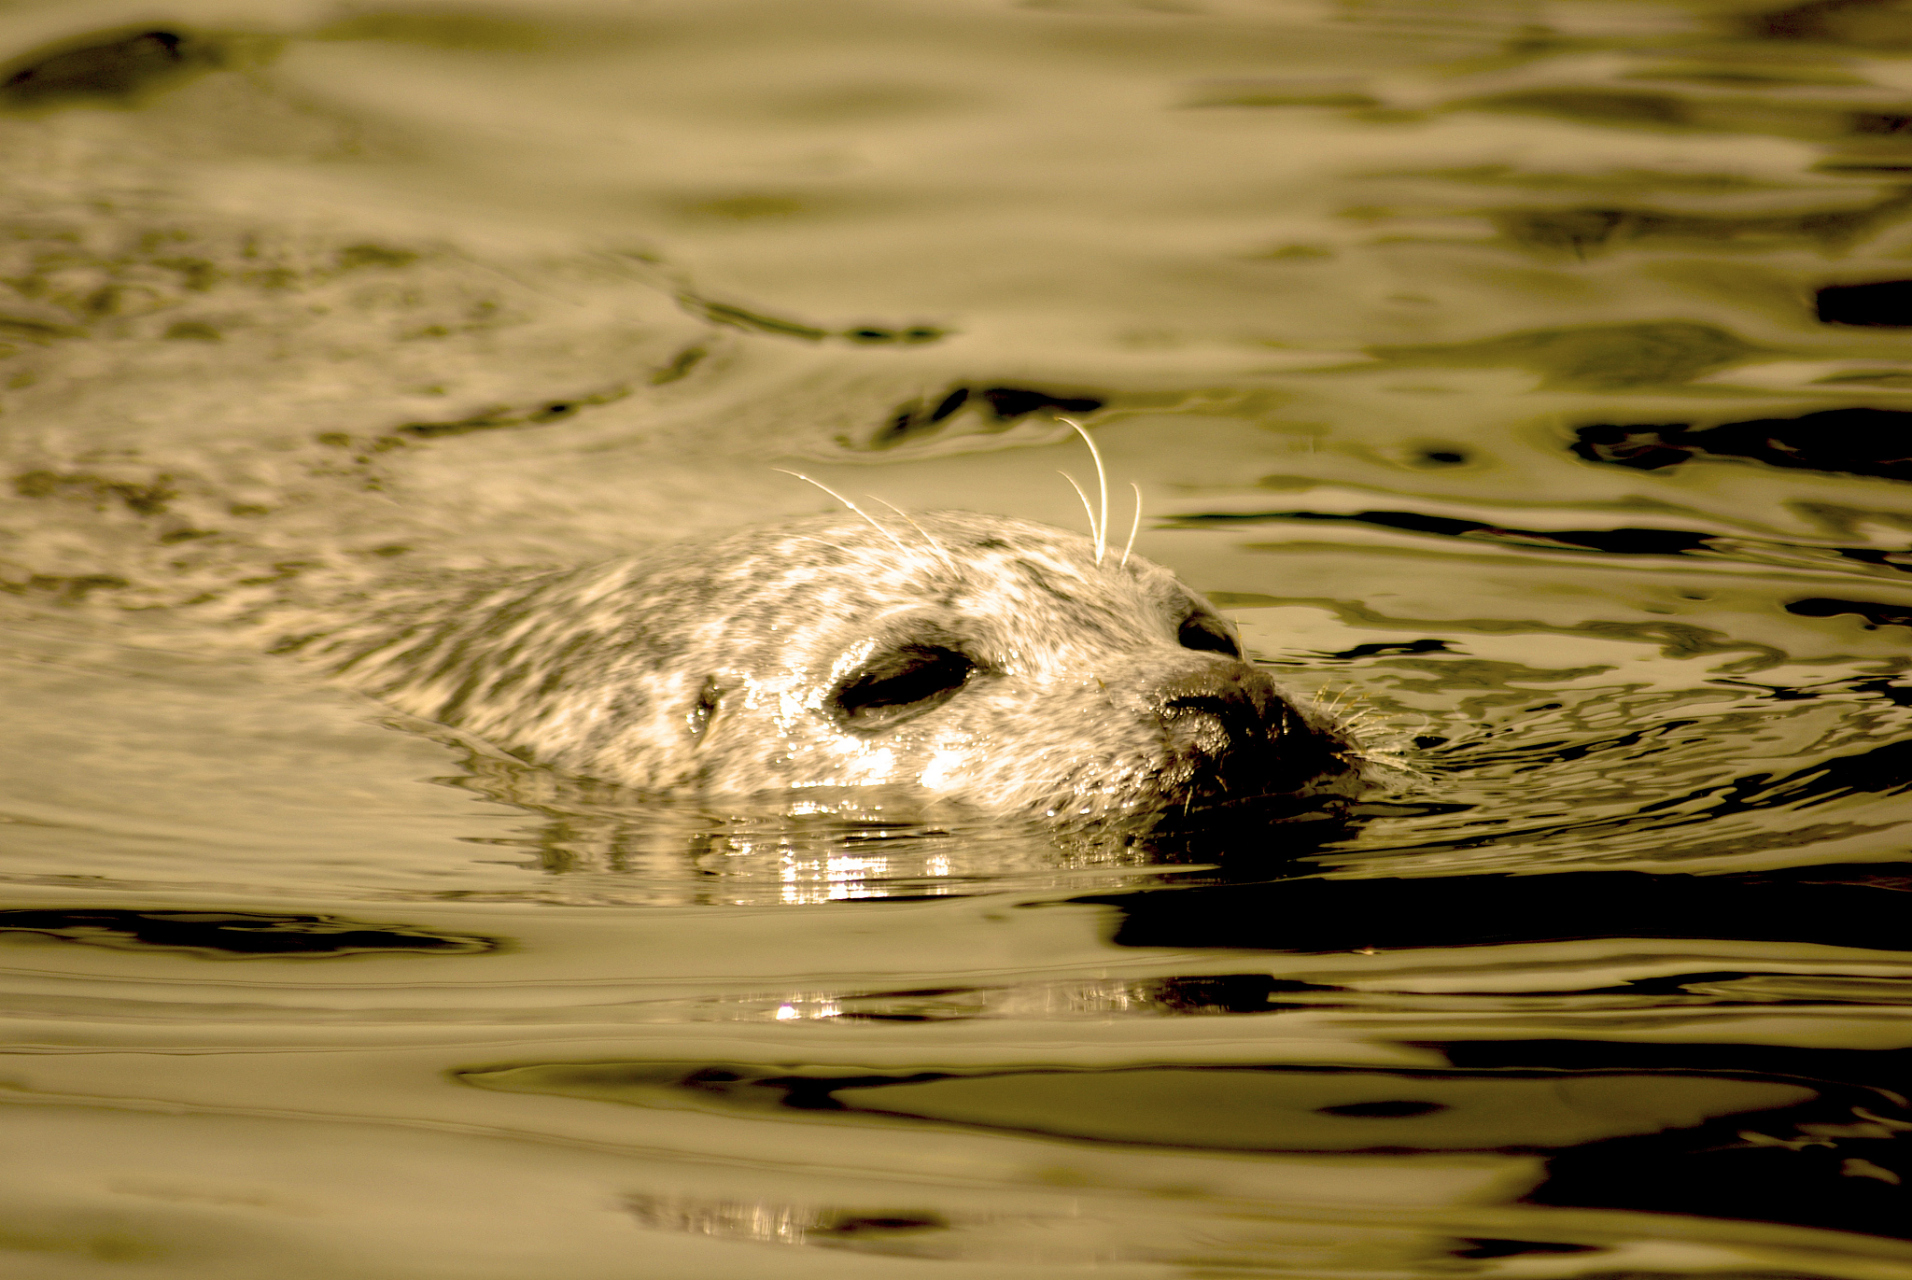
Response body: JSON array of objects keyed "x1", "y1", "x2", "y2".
[{"x1": 308, "y1": 511, "x2": 1357, "y2": 828}]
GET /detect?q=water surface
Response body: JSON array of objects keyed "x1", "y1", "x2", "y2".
[{"x1": 3, "y1": 1, "x2": 1912, "y2": 1275}]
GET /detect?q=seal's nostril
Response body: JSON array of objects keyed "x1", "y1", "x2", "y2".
[
  {"x1": 1156, "y1": 660, "x2": 1280, "y2": 726},
  {"x1": 1163, "y1": 692, "x2": 1269, "y2": 752}
]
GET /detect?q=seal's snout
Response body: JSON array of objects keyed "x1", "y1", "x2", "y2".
[
  {"x1": 1155, "y1": 659, "x2": 1351, "y2": 806},
  {"x1": 1158, "y1": 660, "x2": 1287, "y2": 756}
]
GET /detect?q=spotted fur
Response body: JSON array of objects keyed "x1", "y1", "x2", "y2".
[{"x1": 290, "y1": 511, "x2": 1356, "y2": 825}]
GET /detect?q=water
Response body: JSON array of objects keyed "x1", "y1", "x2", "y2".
[{"x1": 3, "y1": 0, "x2": 1912, "y2": 1274}]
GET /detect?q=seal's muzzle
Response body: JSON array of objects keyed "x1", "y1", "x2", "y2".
[{"x1": 1154, "y1": 658, "x2": 1355, "y2": 818}]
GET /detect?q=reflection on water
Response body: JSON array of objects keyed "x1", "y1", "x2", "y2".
[{"x1": 4, "y1": 0, "x2": 1912, "y2": 1274}]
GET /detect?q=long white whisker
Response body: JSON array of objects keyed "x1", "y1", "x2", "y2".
[
  {"x1": 773, "y1": 470, "x2": 912, "y2": 558},
  {"x1": 1058, "y1": 417, "x2": 1107, "y2": 565},
  {"x1": 870, "y1": 497, "x2": 956, "y2": 573},
  {"x1": 1119, "y1": 482, "x2": 1143, "y2": 568},
  {"x1": 1058, "y1": 471, "x2": 1099, "y2": 546}
]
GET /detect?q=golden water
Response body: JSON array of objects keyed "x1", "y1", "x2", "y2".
[{"x1": 2, "y1": 1, "x2": 1912, "y2": 1275}]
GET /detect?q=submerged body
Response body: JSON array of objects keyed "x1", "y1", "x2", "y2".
[{"x1": 293, "y1": 511, "x2": 1357, "y2": 827}]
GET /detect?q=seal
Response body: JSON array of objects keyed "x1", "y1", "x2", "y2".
[{"x1": 294, "y1": 509, "x2": 1358, "y2": 829}]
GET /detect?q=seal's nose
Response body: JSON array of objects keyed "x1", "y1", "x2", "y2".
[
  {"x1": 1158, "y1": 660, "x2": 1289, "y2": 754},
  {"x1": 1155, "y1": 659, "x2": 1348, "y2": 798}
]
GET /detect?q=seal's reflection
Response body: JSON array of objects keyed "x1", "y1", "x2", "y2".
[{"x1": 444, "y1": 744, "x2": 1357, "y2": 904}]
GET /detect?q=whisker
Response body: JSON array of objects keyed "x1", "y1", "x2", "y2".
[
  {"x1": 1058, "y1": 471, "x2": 1100, "y2": 548},
  {"x1": 1119, "y1": 482, "x2": 1143, "y2": 568},
  {"x1": 774, "y1": 470, "x2": 913, "y2": 558},
  {"x1": 870, "y1": 497, "x2": 957, "y2": 573},
  {"x1": 1058, "y1": 416, "x2": 1108, "y2": 566}
]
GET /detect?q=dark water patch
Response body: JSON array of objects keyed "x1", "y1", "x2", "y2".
[
  {"x1": 1454, "y1": 1238, "x2": 1601, "y2": 1259},
  {"x1": 1788, "y1": 596, "x2": 1912, "y2": 629},
  {"x1": 1368, "y1": 322, "x2": 1765, "y2": 389},
  {"x1": 1440, "y1": 1041, "x2": 1912, "y2": 1239},
  {"x1": 1713, "y1": 671, "x2": 1912, "y2": 706},
  {"x1": 1747, "y1": 0, "x2": 1912, "y2": 48},
  {"x1": 1675, "y1": 735, "x2": 1912, "y2": 811},
  {"x1": 843, "y1": 324, "x2": 946, "y2": 345},
  {"x1": 0, "y1": 316, "x2": 83, "y2": 343},
  {"x1": 1571, "y1": 421, "x2": 1703, "y2": 470},
  {"x1": 674, "y1": 293, "x2": 829, "y2": 341},
  {"x1": 1318, "y1": 1099, "x2": 1446, "y2": 1118},
  {"x1": 1460, "y1": 88, "x2": 1695, "y2": 128},
  {"x1": 806, "y1": 1212, "x2": 947, "y2": 1241},
  {"x1": 0, "y1": 909, "x2": 497, "y2": 958},
  {"x1": 0, "y1": 27, "x2": 234, "y2": 110},
  {"x1": 1838, "y1": 548, "x2": 1912, "y2": 573},
  {"x1": 1850, "y1": 676, "x2": 1912, "y2": 705},
  {"x1": 1317, "y1": 639, "x2": 1457, "y2": 660},
  {"x1": 1490, "y1": 187, "x2": 1912, "y2": 257},
  {"x1": 336, "y1": 243, "x2": 420, "y2": 272},
  {"x1": 1085, "y1": 863, "x2": 1912, "y2": 954},
  {"x1": 389, "y1": 384, "x2": 632, "y2": 439},
  {"x1": 675, "y1": 291, "x2": 947, "y2": 347},
  {"x1": 1459, "y1": 84, "x2": 1912, "y2": 148},
  {"x1": 1447, "y1": 1040, "x2": 1912, "y2": 1090},
  {"x1": 461, "y1": 1058, "x2": 1817, "y2": 1155},
  {"x1": 1624, "y1": 61, "x2": 1869, "y2": 89},
  {"x1": 1573, "y1": 408, "x2": 1912, "y2": 481},
  {"x1": 1534, "y1": 1101, "x2": 1912, "y2": 1238},
  {"x1": 12, "y1": 470, "x2": 175, "y2": 515},
  {"x1": 1172, "y1": 508, "x2": 1719, "y2": 558},
  {"x1": 648, "y1": 344, "x2": 707, "y2": 385},
  {"x1": 0, "y1": 571, "x2": 129, "y2": 602},
  {"x1": 978, "y1": 387, "x2": 1103, "y2": 420},
  {"x1": 1819, "y1": 157, "x2": 1912, "y2": 173},
  {"x1": 1818, "y1": 278, "x2": 1912, "y2": 325},
  {"x1": 854, "y1": 385, "x2": 1105, "y2": 449},
  {"x1": 1392, "y1": 163, "x2": 1795, "y2": 191}
]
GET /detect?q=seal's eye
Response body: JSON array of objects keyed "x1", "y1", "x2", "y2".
[
  {"x1": 1178, "y1": 613, "x2": 1240, "y2": 658},
  {"x1": 831, "y1": 644, "x2": 977, "y2": 732}
]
